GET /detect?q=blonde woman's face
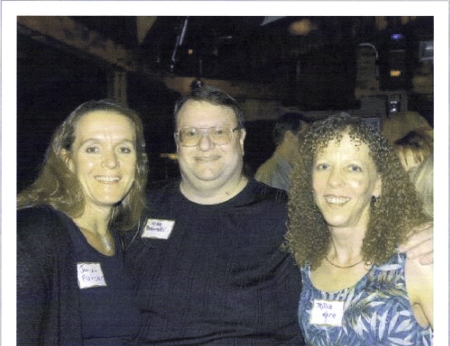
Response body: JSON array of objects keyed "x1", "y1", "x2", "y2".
[{"x1": 64, "y1": 111, "x2": 137, "y2": 212}]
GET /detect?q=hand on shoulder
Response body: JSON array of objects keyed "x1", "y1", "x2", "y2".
[{"x1": 398, "y1": 222, "x2": 433, "y2": 265}]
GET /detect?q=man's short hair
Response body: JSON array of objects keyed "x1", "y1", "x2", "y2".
[
  {"x1": 273, "y1": 112, "x2": 310, "y2": 146},
  {"x1": 173, "y1": 85, "x2": 245, "y2": 129}
]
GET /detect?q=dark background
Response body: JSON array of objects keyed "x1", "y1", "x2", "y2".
[{"x1": 16, "y1": 16, "x2": 434, "y2": 192}]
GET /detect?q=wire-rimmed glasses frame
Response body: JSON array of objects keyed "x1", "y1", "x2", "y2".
[{"x1": 175, "y1": 126, "x2": 241, "y2": 147}]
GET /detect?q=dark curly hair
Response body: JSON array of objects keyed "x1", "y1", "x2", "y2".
[
  {"x1": 285, "y1": 113, "x2": 429, "y2": 269},
  {"x1": 17, "y1": 99, "x2": 148, "y2": 231}
]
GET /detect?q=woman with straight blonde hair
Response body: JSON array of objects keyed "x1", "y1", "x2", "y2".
[{"x1": 17, "y1": 99, "x2": 148, "y2": 345}]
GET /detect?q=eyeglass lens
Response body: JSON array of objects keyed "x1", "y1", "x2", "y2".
[{"x1": 178, "y1": 127, "x2": 236, "y2": 146}]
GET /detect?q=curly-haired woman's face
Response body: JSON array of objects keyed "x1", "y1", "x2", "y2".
[{"x1": 312, "y1": 133, "x2": 381, "y2": 232}]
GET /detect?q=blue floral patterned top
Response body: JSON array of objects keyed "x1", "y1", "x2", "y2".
[{"x1": 299, "y1": 253, "x2": 433, "y2": 346}]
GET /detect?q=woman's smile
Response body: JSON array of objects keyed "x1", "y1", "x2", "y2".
[{"x1": 323, "y1": 195, "x2": 350, "y2": 205}]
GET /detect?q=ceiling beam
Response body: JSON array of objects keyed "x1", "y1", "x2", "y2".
[{"x1": 17, "y1": 16, "x2": 137, "y2": 72}]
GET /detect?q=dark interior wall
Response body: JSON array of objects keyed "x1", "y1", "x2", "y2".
[
  {"x1": 243, "y1": 119, "x2": 276, "y2": 176},
  {"x1": 17, "y1": 35, "x2": 109, "y2": 192},
  {"x1": 283, "y1": 42, "x2": 360, "y2": 110},
  {"x1": 126, "y1": 73, "x2": 181, "y2": 181}
]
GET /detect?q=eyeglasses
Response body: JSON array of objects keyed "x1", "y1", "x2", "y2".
[{"x1": 175, "y1": 126, "x2": 240, "y2": 147}]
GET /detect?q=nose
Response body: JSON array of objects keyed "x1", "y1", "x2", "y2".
[
  {"x1": 198, "y1": 130, "x2": 214, "y2": 151},
  {"x1": 328, "y1": 168, "x2": 343, "y2": 188},
  {"x1": 101, "y1": 150, "x2": 119, "y2": 168}
]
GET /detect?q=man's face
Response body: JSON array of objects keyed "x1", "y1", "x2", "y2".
[{"x1": 175, "y1": 100, "x2": 246, "y2": 190}]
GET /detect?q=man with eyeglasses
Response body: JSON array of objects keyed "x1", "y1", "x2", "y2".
[
  {"x1": 124, "y1": 86, "x2": 433, "y2": 345},
  {"x1": 124, "y1": 86, "x2": 304, "y2": 345}
]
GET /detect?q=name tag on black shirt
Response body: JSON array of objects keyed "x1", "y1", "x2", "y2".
[{"x1": 142, "y1": 218, "x2": 175, "y2": 240}]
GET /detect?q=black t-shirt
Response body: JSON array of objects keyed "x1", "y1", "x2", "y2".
[
  {"x1": 124, "y1": 179, "x2": 304, "y2": 345},
  {"x1": 64, "y1": 217, "x2": 140, "y2": 345}
]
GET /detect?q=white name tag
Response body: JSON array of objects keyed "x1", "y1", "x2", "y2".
[
  {"x1": 142, "y1": 218, "x2": 175, "y2": 239},
  {"x1": 77, "y1": 262, "x2": 107, "y2": 289},
  {"x1": 310, "y1": 299, "x2": 344, "y2": 327}
]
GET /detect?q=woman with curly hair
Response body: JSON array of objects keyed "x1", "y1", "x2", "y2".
[
  {"x1": 17, "y1": 100, "x2": 148, "y2": 345},
  {"x1": 285, "y1": 113, "x2": 433, "y2": 345}
]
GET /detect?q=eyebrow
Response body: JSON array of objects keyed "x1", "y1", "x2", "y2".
[{"x1": 79, "y1": 138, "x2": 136, "y2": 146}]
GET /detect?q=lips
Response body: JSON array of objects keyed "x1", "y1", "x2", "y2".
[
  {"x1": 195, "y1": 155, "x2": 220, "y2": 162},
  {"x1": 324, "y1": 195, "x2": 350, "y2": 205},
  {"x1": 95, "y1": 176, "x2": 120, "y2": 183}
]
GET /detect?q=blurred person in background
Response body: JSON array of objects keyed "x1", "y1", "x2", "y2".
[
  {"x1": 394, "y1": 127, "x2": 433, "y2": 172},
  {"x1": 255, "y1": 112, "x2": 311, "y2": 191}
]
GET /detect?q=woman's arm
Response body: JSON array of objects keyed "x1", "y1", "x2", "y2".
[
  {"x1": 17, "y1": 207, "x2": 60, "y2": 345},
  {"x1": 405, "y1": 256, "x2": 433, "y2": 328},
  {"x1": 17, "y1": 245, "x2": 49, "y2": 345}
]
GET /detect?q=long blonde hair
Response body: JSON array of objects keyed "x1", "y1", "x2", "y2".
[
  {"x1": 394, "y1": 128, "x2": 433, "y2": 171},
  {"x1": 17, "y1": 100, "x2": 148, "y2": 231},
  {"x1": 409, "y1": 154, "x2": 433, "y2": 219}
]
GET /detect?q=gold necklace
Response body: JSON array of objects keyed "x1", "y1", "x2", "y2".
[
  {"x1": 326, "y1": 237, "x2": 369, "y2": 269},
  {"x1": 325, "y1": 256, "x2": 364, "y2": 269}
]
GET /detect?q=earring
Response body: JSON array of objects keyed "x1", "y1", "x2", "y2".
[{"x1": 371, "y1": 195, "x2": 378, "y2": 204}]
